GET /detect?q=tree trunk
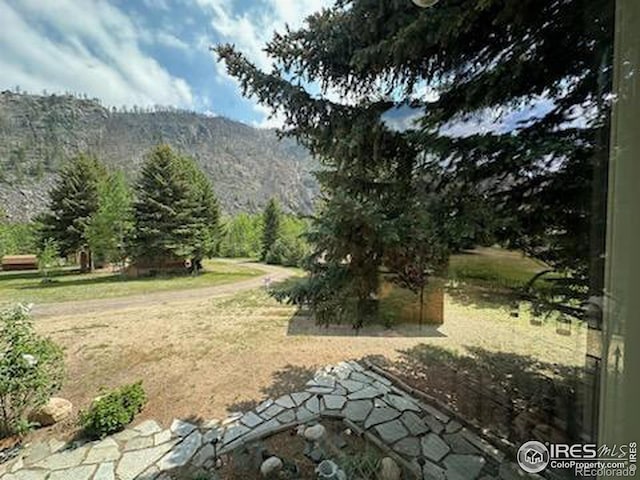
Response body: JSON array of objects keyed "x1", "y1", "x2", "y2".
[{"x1": 419, "y1": 285, "x2": 425, "y2": 329}]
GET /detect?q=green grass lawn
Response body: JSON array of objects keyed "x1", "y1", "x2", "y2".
[
  {"x1": 448, "y1": 247, "x2": 550, "y2": 290},
  {"x1": 379, "y1": 247, "x2": 554, "y2": 326},
  {"x1": 0, "y1": 259, "x2": 264, "y2": 305}
]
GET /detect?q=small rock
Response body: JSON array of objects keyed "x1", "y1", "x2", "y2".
[
  {"x1": 379, "y1": 457, "x2": 402, "y2": 480},
  {"x1": 308, "y1": 446, "x2": 325, "y2": 463},
  {"x1": 29, "y1": 398, "x2": 72, "y2": 426},
  {"x1": 260, "y1": 456, "x2": 283, "y2": 477},
  {"x1": 304, "y1": 424, "x2": 326, "y2": 442}
]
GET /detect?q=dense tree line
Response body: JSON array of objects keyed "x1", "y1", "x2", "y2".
[
  {"x1": 23, "y1": 147, "x2": 307, "y2": 274},
  {"x1": 35, "y1": 145, "x2": 222, "y2": 273},
  {"x1": 218, "y1": 202, "x2": 310, "y2": 267}
]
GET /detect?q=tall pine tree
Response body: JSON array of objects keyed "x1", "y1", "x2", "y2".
[
  {"x1": 39, "y1": 154, "x2": 106, "y2": 269},
  {"x1": 130, "y1": 145, "x2": 221, "y2": 271},
  {"x1": 261, "y1": 198, "x2": 282, "y2": 261},
  {"x1": 215, "y1": 0, "x2": 613, "y2": 320}
]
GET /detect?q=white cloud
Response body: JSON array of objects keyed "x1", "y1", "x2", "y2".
[
  {"x1": 154, "y1": 32, "x2": 190, "y2": 51},
  {"x1": 251, "y1": 102, "x2": 286, "y2": 129},
  {"x1": 198, "y1": 0, "x2": 331, "y2": 69},
  {"x1": 197, "y1": 0, "x2": 332, "y2": 127},
  {"x1": 0, "y1": 0, "x2": 193, "y2": 108}
]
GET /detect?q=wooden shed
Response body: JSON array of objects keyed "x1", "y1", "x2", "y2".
[{"x1": 1, "y1": 255, "x2": 38, "y2": 271}]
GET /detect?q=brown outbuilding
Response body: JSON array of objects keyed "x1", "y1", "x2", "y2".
[{"x1": 1, "y1": 254, "x2": 38, "y2": 271}]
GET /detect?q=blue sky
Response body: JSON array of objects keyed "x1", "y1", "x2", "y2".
[
  {"x1": 0, "y1": 0, "x2": 332, "y2": 128},
  {"x1": 0, "y1": 0, "x2": 565, "y2": 134}
]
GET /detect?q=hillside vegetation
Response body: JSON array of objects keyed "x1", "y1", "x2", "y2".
[{"x1": 0, "y1": 91, "x2": 319, "y2": 221}]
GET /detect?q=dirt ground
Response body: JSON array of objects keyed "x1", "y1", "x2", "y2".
[{"x1": 32, "y1": 270, "x2": 587, "y2": 441}]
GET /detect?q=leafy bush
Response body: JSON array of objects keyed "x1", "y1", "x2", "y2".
[
  {"x1": 265, "y1": 236, "x2": 309, "y2": 267},
  {"x1": 219, "y1": 213, "x2": 262, "y2": 258},
  {"x1": 37, "y1": 238, "x2": 60, "y2": 282},
  {"x1": 0, "y1": 304, "x2": 65, "y2": 438},
  {"x1": 80, "y1": 381, "x2": 147, "y2": 439},
  {"x1": 0, "y1": 222, "x2": 37, "y2": 259},
  {"x1": 264, "y1": 215, "x2": 310, "y2": 267}
]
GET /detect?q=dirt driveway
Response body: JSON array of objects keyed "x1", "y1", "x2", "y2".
[{"x1": 31, "y1": 261, "x2": 294, "y2": 318}]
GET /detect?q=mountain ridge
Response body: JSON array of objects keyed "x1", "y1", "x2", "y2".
[{"x1": 0, "y1": 91, "x2": 319, "y2": 222}]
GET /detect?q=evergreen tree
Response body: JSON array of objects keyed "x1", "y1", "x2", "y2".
[
  {"x1": 178, "y1": 157, "x2": 222, "y2": 272},
  {"x1": 261, "y1": 198, "x2": 282, "y2": 261},
  {"x1": 39, "y1": 154, "x2": 106, "y2": 266},
  {"x1": 85, "y1": 171, "x2": 133, "y2": 267},
  {"x1": 130, "y1": 145, "x2": 221, "y2": 270},
  {"x1": 215, "y1": 0, "x2": 613, "y2": 320}
]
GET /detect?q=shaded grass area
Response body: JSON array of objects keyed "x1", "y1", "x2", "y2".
[
  {"x1": 271, "y1": 247, "x2": 553, "y2": 328},
  {"x1": 381, "y1": 247, "x2": 560, "y2": 326},
  {"x1": 448, "y1": 247, "x2": 551, "y2": 290},
  {"x1": 379, "y1": 343, "x2": 589, "y2": 444},
  {"x1": 0, "y1": 259, "x2": 263, "y2": 304}
]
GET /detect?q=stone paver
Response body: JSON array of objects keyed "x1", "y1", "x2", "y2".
[
  {"x1": 4, "y1": 470, "x2": 48, "y2": 480},
  {"x1": 374, "y1": 419, "x2": 409, "y2": 444},
  {"x1": 170, "y1": 419, "x2": 196, "y2": 437},
  {"x1": 364, "y1": 406, "x2": 401, "y2": 429},
  {"x1": 443, "y1": 454, "x2": 486, "y2": 480},
  {"x1": 116, "y1": 442, "x2": 174, "y2": 480},
  {"x1": 421, "y1": 433, "x2": 451, "y2": 462},
  {"x1": 385, "y1": 393, "x2": 421, "y2": 413},
  {"x1": 222, "y1": 424, "x2": 250, "y2": 444},
  {"x1": 157, "y1": 431, "x2": 201, "y2": 470},
  {"x1": 342, "y1": 399, "x2": 373, "y2": 422},
  {"x1": 393, "y1": 436, "x2": 422, "y2": 457},
  {"x1": 133, "y1": 420, "x2": 162, "y2": 436},
  {"x1": 123, "y1": 435, "x2": 154, "y2": 451},
  {"x1": 291, "y1": 392, "x2": 311, "y2": 406},
  {"x1": 424, "y1": 413, "x2": 445, "y2": 434},
  {"x1": 84, "y1": 445, "x2": 120, "y2": 464},
  {"x1": 400, "y1": 411, "x2": 430, "y2": 436},
  {"x1": 348, "y1": 386, "x2": 381, "y2": 400},
  {"x1": 261, "y1": 403, "x2": 285, "y2": 419},
  {"x1": 240, "y1": 411, "x2": 264, "y2": 428},
  {"x1": 7, "y1": 361, "x2": 514, "y2": 480},
  {"x1": 323, "y1": 394, "x2": 347, "y2": 411},
  {"x1": 275, "y1": 395, "x2": 296, "y2": 409},
  {"x1": 34, "y1": 446, "x2": 88, "y2": 470},
  {"x1": 93, "y1": 462, "x2": 115, "y2": 480},
  {"x1": 48, "y1": 465, "x2": 96, "y2": 480}
]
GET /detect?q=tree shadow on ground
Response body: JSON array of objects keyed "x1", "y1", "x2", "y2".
[
  {"x1": 0, "y1": 268, "x2": 80, "y2": 283},
  {"x1": 261, "y1": 364, "x2": 316, "y2": 399},
  {"x1": 286, "y1": 310, "x2": 447, "y2": 338},
  {"x1": 445, "y1": 281, "x2": 521, "y2": 311},
  {"x1": 175, "y1": 414, "x2": 208, "y2": 428},
  {"x1": 378, "y1": 344, "x2": 594, "y2": 444},
  {"x1": 16, "y1": 273, "x2": 162, "y2": 290},
  {"x1": 226, "y1": 364, "x2": 317, "y2": 414}
]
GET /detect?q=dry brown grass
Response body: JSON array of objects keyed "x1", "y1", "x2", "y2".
[{"x1": 32, "y1": 285, "x2": 586, "y2": 442}]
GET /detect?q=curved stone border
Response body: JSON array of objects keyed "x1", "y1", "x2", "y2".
[{"x1": 1, "y1": 361, "x2": 540, "y2": 480}]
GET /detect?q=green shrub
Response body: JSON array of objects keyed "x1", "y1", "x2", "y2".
[
  {"x1": 0, "y1": 304, "x2": 65, "y2": 438},
  {"x1": 80, "y1": 381, "x2": 147, "y2": 439},
  {"x1": 0, "y1": 222, "x2": 37, "y2": 259},
  {"x1": 265, "y1": 235, "x2": 309, "y2": 267}
]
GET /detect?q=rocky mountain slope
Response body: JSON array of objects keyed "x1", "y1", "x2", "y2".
[{"x1": 0, "y1": 91, "x2": 319, "y2": 222}]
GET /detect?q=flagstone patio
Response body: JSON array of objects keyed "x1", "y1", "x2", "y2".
[{"x1": 0, "y1": 361, "x2": 538, "y2": 480}]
